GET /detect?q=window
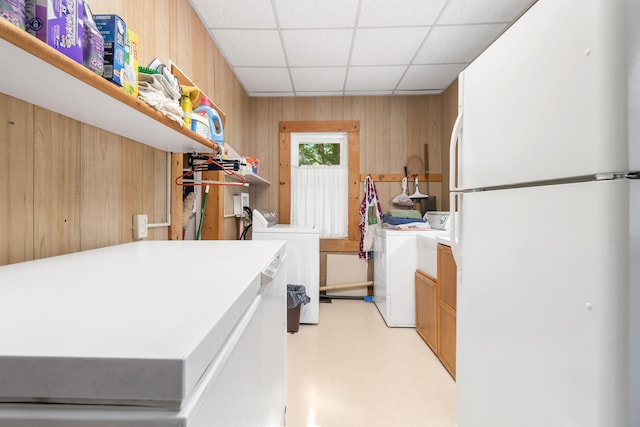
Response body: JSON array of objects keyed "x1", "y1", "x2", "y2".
[
  {"x1": 290, "y1": 133, "x2": 348, "y2": 238},
  {"x1": 279, "y1": 120, "x2": 360, "y2": 252}
]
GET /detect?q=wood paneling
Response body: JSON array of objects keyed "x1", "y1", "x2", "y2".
[
  {"x1": 0, "y1": 0, "x2": 254, "y2": 265},
  {"x1": 440, "y1": 80, "x2": 459, "y2": 211},
  {"x1": 33, "y1": 107, "x2": 82, "y2": 259},
  {"x1": 1, "y1": 0, "x2": 460, "y2": 266},
  {"x1": 0, "y1": 93, "x2": 34, "y2": 265},
  {"x1": 251, "y1": 95, "x2": 448, "y2": 220},
  {"x1": 80, "y1": 125, "x2": 122, "y2": 251},
  {"x1": 169, "y1": 153, "x2": 184, "y2": 241}
]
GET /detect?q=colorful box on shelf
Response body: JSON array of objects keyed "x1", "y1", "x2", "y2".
[
  {"x1": 25, "y1": 0, "x2": 47, "y2": 40},
  {"x1": 122, "y1": 28, "x2": 138, "y2": 96},
  {"x1": 94, "y1": 13, "x2": 125, "y2": 86},
  {"x1": 245, "y1": 157, "x2": 259, "y2": 174},
  {"x1": 46, "y1": 0, "x2": 84, "y2": 64},
  {"x1": 1, "y1": 0, "x2": 27, "y2": 29}
]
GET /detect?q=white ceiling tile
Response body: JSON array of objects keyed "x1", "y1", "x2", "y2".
[
  {"x1": 415, "y1": 24, "x2": 506, "y2": 64},
  {"x1": 397, "y1": 64, "x2": 467, "y2": 91},
  {"x1": 194, "y1": 0, "x2": 532, "y2": 95},
  {"x1": 345, "y1": 66, "x2": 406, "y2": 91},
  {"x1": 282, "y1": 30, "x2": 352, "y2": 66},
  {"x1": 211, "y1": 30, "x2": 286, "y2": 67},
  {"x1": 234, "y1": 68, "x2": 293, "y2": 92},
  {"x1": 190, "y1": 0, "x2": 277, "y2": 28},
  {"x1": 275, "y1": 0, "x2": 359, "y2": 28},
  {"x1": 438, "y1": 0, "x2": 535, "y2": 25},
  {"x1": 350, "y1": 28, "x2": 429, "y2": 66},
  {"x1": 358, "y1": 0, "x2": 448, "y2": 27},
  {"x1": 290, "y1": 67, "x2": 347, "y2": 92}
]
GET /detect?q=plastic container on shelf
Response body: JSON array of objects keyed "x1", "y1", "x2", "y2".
[
  {"x1": 193, "y1": 103, "x2": 224, "y2": 145},
  {"x1": 181, "y1": 95, "x2": 193, "y2": 127},
  {"x1": 189, "y1": 112, "x2": 209, "y2": 139}
]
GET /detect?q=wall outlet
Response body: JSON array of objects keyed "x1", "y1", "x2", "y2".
[{"x1": 133, "y1": 214, "x2": 148, "y2": 240}]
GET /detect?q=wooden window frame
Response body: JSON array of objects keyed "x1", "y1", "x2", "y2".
[{"x1": 279, "y1": 121, "x2": 360, "y2": 252}]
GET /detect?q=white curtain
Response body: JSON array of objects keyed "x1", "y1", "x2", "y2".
[{"x1": 290, "y1": 165, "x2": 348, "y2": 238}]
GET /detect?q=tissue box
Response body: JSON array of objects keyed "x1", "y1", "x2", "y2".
[
  {"x1": 122, "y1": 28, "x2": 138, "y2": 97},
  {"x1": 46, "y1": 0, "x2": 84, "y2": 64},
  {"x1": 94, "y1": 13, "x2": 125, "y2": 86},
  {"x1": 24, "y1": 0, "x2": 47, "y2": 41}
]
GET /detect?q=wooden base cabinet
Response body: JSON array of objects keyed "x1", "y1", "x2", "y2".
[
  {"x1": 415, "y1": 243, "x2": 457, "y2": 379},
  {"x1": 415, "y1": 270, "x2": 438, "y2": 353}
]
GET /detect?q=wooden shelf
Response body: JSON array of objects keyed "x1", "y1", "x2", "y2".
[
  {"x1": 240, "y1": 172, "x2": 270, "y2": 185},
  {"x1": 0, "y1": 19, "x2": 213, "y2": 153}
]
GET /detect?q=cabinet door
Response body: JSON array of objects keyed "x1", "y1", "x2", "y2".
[
  {"x1": 439, "y1": 301, "x2": 456, "y2": 379},
  {"x1": 438, "y1": 244, "x2": 457, "y2": 310},
  {"x1": 437, "y1": 243, "x2": 457, "y2": 379},
  {"x1": 415, "y1": 270, "x2": 438, "y2": 353}
]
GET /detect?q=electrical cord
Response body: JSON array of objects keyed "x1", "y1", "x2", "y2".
[{"x1": 239, "y1": 206, "x2": 253, "y2": 240}]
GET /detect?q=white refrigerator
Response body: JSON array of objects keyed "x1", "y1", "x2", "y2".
[{"x1": 449, "y1": 0, "x2": 639, "y2": 426}]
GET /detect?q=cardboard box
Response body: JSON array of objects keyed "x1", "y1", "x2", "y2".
[
  {"x1": 1, "y1": 0, "x2": 27, "y2": 29},
  {"x1": 46, "y1": 0, "x2": 84, "y2": 64},
  {"x1": 24, "y1": 0, "x2": 47, "y2": 41},
  {"x1": 94, "y1": 13, "x2": 125, "y2": 86},
  {"x1": 122, "y1": 28, "x2": 138, "y2": 97}
]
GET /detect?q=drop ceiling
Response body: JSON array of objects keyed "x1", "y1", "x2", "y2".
[{"x1": 189, "y1": 0, "x2": 536, "y2": 97}]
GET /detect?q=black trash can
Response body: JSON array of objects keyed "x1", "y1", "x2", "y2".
[{"x1": 286, "y1": 284, "x2": 310, "y2": 333}]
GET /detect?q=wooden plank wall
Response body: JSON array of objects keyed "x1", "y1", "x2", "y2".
[
  {"x1": 247, "y1": 96, "x2": 445, "y2": 218},
  {"x1": 440, "y1": 80, "x2": 459, "y2": 211},
  {"x1": 0, "y1": 0, "x2": 459, "y2": 266},
  {"x1": 0, "y1": 0, "x2": 251, "y2": 266}
]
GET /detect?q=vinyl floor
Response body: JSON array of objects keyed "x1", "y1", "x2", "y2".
[{"x1": 286, "y1": 299, "x2": 456, "y2": 427}]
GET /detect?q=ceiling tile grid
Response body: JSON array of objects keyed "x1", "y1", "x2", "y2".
[{"x1": 189, "y1": 0, "x2": 537, "y2": 97}]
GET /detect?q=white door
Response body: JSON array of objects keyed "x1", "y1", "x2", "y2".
[
  {"x1": 454, "y1": 0, "x2": 627, "y2": 190},
  {"x1": 455, "y1": 179, "x2": 629, "y2": 427}
]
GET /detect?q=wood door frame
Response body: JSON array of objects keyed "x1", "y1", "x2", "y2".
[{"x1": 279, "y1": 121, "x2": 360, "y2": 252}]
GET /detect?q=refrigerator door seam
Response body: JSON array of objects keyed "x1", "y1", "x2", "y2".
[{"x1": 456, "y1": 173, "x2": 634, "y2": 193}]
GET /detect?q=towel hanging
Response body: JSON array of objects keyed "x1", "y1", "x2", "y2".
[{"x1": 359, "y1": 176, "x2": 383, "y2": 260}]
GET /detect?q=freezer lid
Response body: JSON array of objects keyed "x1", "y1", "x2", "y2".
[
  {"x1": 455, "y1": 0, "x2": 629, "y2": 190},
  {"x1": 0, "y1": 240, "x2": 285, "y2": 409}
]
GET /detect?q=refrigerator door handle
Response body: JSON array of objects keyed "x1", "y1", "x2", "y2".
[
  {"x1": 449, "y1": 109, "x2": 463, "y2": 191},
  {"x1": 449, "y1": 191, "x2": 462, "y2": 269}
]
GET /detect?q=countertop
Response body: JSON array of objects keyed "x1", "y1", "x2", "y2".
[{"x1": 437, "y1": 235, "x2": 452, "y2": 246}]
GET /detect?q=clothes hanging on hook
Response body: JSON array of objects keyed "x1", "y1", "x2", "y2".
[{"x1": 359, "y1": 175, "x2": 383, "y2": 260}]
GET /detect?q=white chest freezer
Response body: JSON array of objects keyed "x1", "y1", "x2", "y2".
[{"x1": 0, "y1": 240, "x2": 287, "y2": 426}]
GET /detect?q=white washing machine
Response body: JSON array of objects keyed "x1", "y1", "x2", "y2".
[
  {"x1": 252, "y1": 210, "x2": 320, "y2": 324},
  {"x1": 373, "y1": 212, "x2": 450, "y2": 327}
]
